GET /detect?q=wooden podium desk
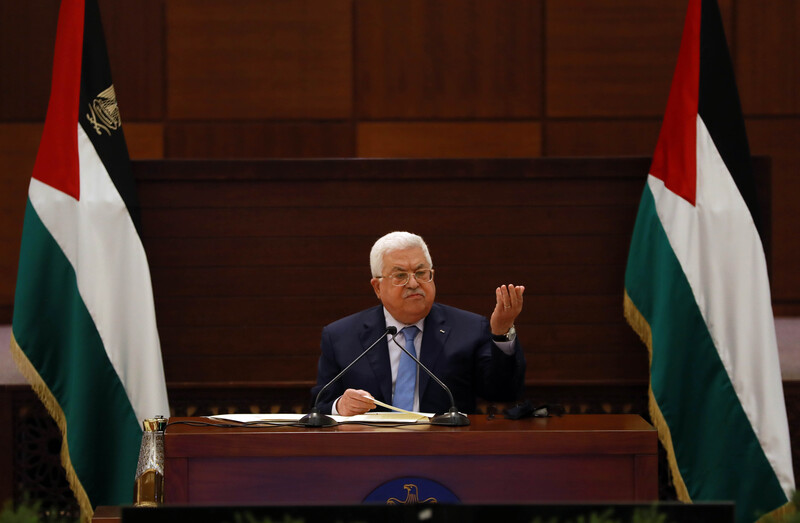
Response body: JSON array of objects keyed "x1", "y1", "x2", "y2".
[{"x1": 164, "y1": 414, "x2": 658, "y2": 505}]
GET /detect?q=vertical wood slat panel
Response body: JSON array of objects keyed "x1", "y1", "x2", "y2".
[
  {"x1": 747, "y1": 119, "x2": 800, "y2": 305},
  {"x1": 166, "y1": 0, "x2": 353, "y2": 120},
  {"x1": 125, "y1": 123, "x2": 165, "y2": 159},
  {"x1": 166, "y1": 123, "x2": 354, "y2": 158},
  {"x1": 546, "y1": 0, "x2": 688, "y2": 118},
  {"x1": 0, "y1": 125, "x2": 43, "y2": 314},
  {"x1": 98, "y1": 0, "x2": 165, "y2": 121},
  {"x1": 355, "y1": 0, "x2": 544, "y2": 119},
  {"x1": 0, "y1": 0, "x2": 58, "y2": 120},
  {"x1": 545, "y1": 121, "x2": 662, "y2": 157},
  {"x1": 0, "y1": 1, "x2": 164, "y2": 121},
  {"x1": 357, "y1": 122, "x2": 542, "y2": 158},
  {"x1": 1, "y1": 1, "x2": 799, "y2": 315},
  {"x1": 133, "y1": 158, "x2": 653, "y2": 386},
  {"x1": 736, "y1": 0, "x2": 800, "y2": 115}
]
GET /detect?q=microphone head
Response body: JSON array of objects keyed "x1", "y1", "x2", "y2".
[{"x1": 386, "y1": 326, "x2": 398, "y2": 335}]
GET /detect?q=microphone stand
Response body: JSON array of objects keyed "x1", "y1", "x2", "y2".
[
  {"x1": 300, "y1": 326, "x2": 397, "y2": 428},
  {"x1": 390, "y1": 337, "x2": 470, "y2": 426}
]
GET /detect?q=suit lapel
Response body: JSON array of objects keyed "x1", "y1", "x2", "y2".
[
  {"x1": 420, "y1": 304, "x2": 448, "y2": 401},
  {"x1": 362, "y1": 307, "x2": 393, "y2": 404}
]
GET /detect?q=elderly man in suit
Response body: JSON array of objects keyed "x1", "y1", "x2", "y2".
[{"x1": 311, "y1": 231, "x2": 526, "y2": 415}]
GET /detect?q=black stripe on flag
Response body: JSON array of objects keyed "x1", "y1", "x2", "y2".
[
  {"x1": 697, "y1": 0, "x2": 762, "y2": 235},
  {"x1": 77, "y1": 0, "x2": 142, "y2": 236}
]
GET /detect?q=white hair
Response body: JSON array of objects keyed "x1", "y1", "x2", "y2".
[{"x1": 369, "y1": 231, "x2": 433, "y2": 277}]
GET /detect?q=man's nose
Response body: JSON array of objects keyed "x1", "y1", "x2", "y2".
[{"x1": 406, "y1": 274, "x2": 420, "y2": 287}]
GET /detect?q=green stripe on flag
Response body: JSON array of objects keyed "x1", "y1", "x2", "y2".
[
  {"x1": 12, "y1": 198, "x2": 142, "y2": 507},
  {"x1": 625, "y1": 183, "x2": 785, "y2": 522}
]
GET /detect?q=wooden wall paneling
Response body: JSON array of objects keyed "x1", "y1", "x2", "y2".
[
  {"x1": 736, "y1": 0, "x2": 800, "y2": 115},
  {"x1": 148, "y1": 263, "x2": 625, "y2": 298},
  {"x1": 161, "y1": 349, "x2": 647, "y2": 386},
  {"x1": 0, "y1": 0, "x2": 163, "y2": 121},
  {"x1": 136, "y1": 176, "x2": 645, "y2": 208},
  {"x1": 545, "y1": 0, "x2": 687, "y2": 117},
  {"x1": 165, "y1": 122, "x2": 354, "y2": 158},
  {"x1": 715, "y1": 0, "x2": 735, "y2": 54},
  {"x1": 158, "y1": 325, "x2": 327, "y2": 358},
  {"x1": 0, "y1": 1, "x2": 58, "y2": 120},
  {"x1": 124, "y1": 123, "x2": 165, "y2": 159},
  {"x1": 142, "y1": 235, "x2": 631, "y2": 269},
  {"x1": 747, "y1": 119, "x2": 800, "y2": 310},
  {"x1": 155, "y1": 321, "x2": 639, "y2": 359},
  {"x1": 529, "y1": 351, "x2": 648, "y2": 384},
  {"x1": 140, "y1": 205, "x2": 634, "y2": 238},
  {"x1": 357, "y1": 122, "x2": 542, "y2": 158},
  {"x1": 133, "y1": 158, "x2": 652, "y2": 204},
  {"x1": 355, "y1": 0, "x2": 543, "y2": 119},
  {"x1": 166, "y1": 0, "x2": 353, "y2": 120},
  {"x1": 545, "y1": 120, "x2": 663, "y2": 157},
  {"x1": 98, "y1": 0, "x2": 165, "y2": 121},
  {"x1": 135, "y1": 155, "x2": 775, "y2": 388},
  {"x1": 0, "y1": 124, "x2": 43, "y2": 322},
  {"x1": 153, "y1": 294, "x2": 629, "y2": 333},
  {"x1": 164, "y1": 355, "x2": 320, "y2": 384},
  {"x1": 134, "y1": 158, "x2": 653, "y2": 388},
  {"x1": 0, "y1": 125, "x2": 40, "y2": 226}
]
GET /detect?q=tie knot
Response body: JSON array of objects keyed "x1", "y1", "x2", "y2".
[
  {"x1": 402, "y1": 326, "x2": 419, "y2": 354},
  {"x1": 402, "y1": 326, "x2": 419, "y2": 341}
]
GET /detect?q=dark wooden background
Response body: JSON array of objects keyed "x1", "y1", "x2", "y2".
[
  {"x1": 0, "y1": 0, "x2": 798, "y2": 515},
  {"x1": 1, "y1": 0, "x2": 799, "y2": 321},
  {"x1": 136, "y1": 158, "x2": 655, "y2": 388}
]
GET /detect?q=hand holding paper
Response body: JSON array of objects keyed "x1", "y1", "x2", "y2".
[
  {"x1": 337, "y1": 389, "x2": 425, "y2": 417},
  {"x1": 337, "y1": 388, "x2": 377, "y2": 416}
]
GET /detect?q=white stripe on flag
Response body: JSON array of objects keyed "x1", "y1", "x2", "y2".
[
  {"x1": 28, "y1": 123, "x2": 169, "y2": 424},
  {"x1": 648, "y1": 115, "x2": 794, "y2": 496}
]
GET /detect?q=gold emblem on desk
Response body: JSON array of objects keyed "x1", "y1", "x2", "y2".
[{"x1": 386, "y1": 484, "x2": 437, "y2": 505}]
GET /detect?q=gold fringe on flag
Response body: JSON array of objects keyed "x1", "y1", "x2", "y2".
[
  {"x1": 757, "y1": 495, "x2": 796, "y2": 522},
  {"x1": 10, "y1": 332, "x2": 94, "y2": 523},
  {"x1": 623, "y1": 290, "x2": 692, "y2": 504}
]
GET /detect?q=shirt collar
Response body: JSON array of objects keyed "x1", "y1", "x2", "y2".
[{"x1": 382, "y1": 308, "x2": 425, "y2": 334}]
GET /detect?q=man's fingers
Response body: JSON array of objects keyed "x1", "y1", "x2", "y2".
[
  {"x1": 496, "y1": 285, "x2": 511, "y2": 310},
  {"x1": 348, "y1": 389, "x2": 375, "y2": 406},
  {"x1": 353, "y1": 395, "x2": 375, "y2": 407},
  {"x1": 508, "y1": 284, "x2": 524, "y2": 308},
  {"x1": 497, "y1": 284, "x2": 525, "y2": 311},
  {"x1": 339, "y1": 389, "x2": 376, "y2": 416}
]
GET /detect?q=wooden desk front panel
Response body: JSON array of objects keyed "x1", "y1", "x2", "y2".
[
  {"x1": 176, "y1": 455, "x2": 641, "y2": 504},
  {"x1": 164, "y1": 414, "x2": 658, "y2": 504}
]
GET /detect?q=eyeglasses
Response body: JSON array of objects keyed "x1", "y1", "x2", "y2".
[{"x1": 377, "y1": 268, "x2": 434, "y2": 286}]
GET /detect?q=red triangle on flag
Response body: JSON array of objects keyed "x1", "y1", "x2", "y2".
[
  {"x1": 32, "y1": 0, "x2": 84, "y2": 201},
  {"x1": 649, "y1": 0, "x2": 700, "y2": 206}
]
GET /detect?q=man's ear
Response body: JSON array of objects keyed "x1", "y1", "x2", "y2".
[{"x1": 370, "y1": 278, "x2": 382, "y2": 300}]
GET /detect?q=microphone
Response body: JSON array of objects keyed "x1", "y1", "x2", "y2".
[
  {"x1": 300, "y1": 326, "x2": 398, "y2": 427},
  {"x1": 390, "y1": 335, "x2": 470, "y2": 426}
]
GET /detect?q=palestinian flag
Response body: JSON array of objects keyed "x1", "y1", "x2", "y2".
[
  {"x1": 624, "y1": 0, "x2": 794, "y2": 521},
  {"x1": 10, "y1": 0, "x2": 169, "y2": 519}
]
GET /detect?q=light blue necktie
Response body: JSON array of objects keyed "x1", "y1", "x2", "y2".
[{"x1": 394, "y1": 326, "x2": 419, "y2": 411}]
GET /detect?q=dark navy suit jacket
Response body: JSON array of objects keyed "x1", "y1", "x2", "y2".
[{"x1": 311, "y1": 303, "x2": 526, "y2": 414}]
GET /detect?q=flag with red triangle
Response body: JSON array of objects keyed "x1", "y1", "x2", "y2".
[
  {"x1": 10, "y1": 0, "x2": 169, "y2": 519},
  {"x1": 624, "y1": 1, "x2": 794, "y2": 521}
]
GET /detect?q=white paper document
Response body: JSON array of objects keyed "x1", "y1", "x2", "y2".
[{"x1": 209, "y1": 411, "x2": 432, "y2": 424}]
